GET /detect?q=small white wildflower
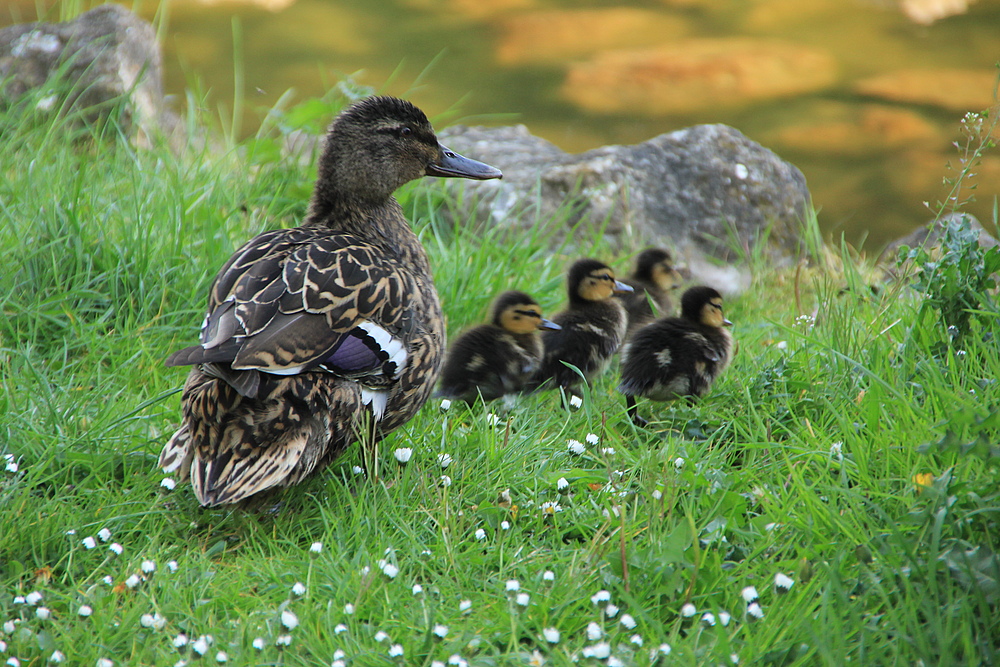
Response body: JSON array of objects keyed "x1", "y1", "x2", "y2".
[
  {"x1": 3, "y1": 458, "x2": 17, "y2": 474},
  {"x1": 586, "y1": 622, "x2": 603, "y2": 641},
  {"x1": 412, "y1": 584, "x2": 424, "y2": 596},
  {"x1": 12, "y1": 596, "x2": 24, "y2": 604},
  {"x1": 701, "y1": 612, "x2": 716, "y2": 627},
  {"x1": 192, "y1": 637, "x2": 209, "y2": 656},
  {"x1": 581, "y1": 643, "x2": 610, "y2": 659},
  {"x1": 437, "y1": 453, "x2": 453, "y2": 468},
  {"x1": 65, "y1": 529, "x2": 76, "y2": 535},
  {"x1": 96, "y1": 661, "x2": 113, "y2": 667},
  {"x1": 746, "y1": 602, "x2": 764, "y2": 620},
  {"x1": 540, "y1": 501, "x2": 561, "y2": 515},
  {"x1": 140, "y1": 614, "x2": 155, "y2": 628},
  {"x1": 601, "y1": 447, "x2": 616, "y2": 456},
  {"x1": 568, "y1": 395, "x2": 583, "y2": 409},
  {"x1": 590, "y1": 590, "x2": 611, "y2": 605},
  {"x1": 173, "y1": 634, "x2": 189, "y2": 648},
  {"x1": 108, "y1": 543, "x2": 123, "y2": 556},
  {"x1": 251, "y1": 638, "x2": 265, "y2": 651},
  {"x1": 343, "y1": 603, "x2": 355, "y2": 615},
  {"x1": 741, "y1": 586, "x2": 759, "y2": 603},
  {"x1": 774, "y1": 572, "x2": 794, "y2": 593},
  {"x1": 680, "y1": 602, "x2": 697, "y2": 618},
  {"x1": 585, "y1": 432, "x2": 600, "y2": 445},
  {"x1": 505, "y1": 579, "x2": 520, "y2": 592},
  {"x1": 215, "y1": 652, "x2": 227, "y2": 663},
  {"x1": 97, "y1": 528, "x2": 112, "y2": 542},
  {"x1": 352, "y1": 466, "x2": 365, "y2": 475},
  {"x1": 388, "y1": 644, "x2": 404, "y2": 658},
  {"x1": 125, "y1": 574, "x2": 141, "y2": 589},
  {"x1": 360, "y1": 565, "x2": 371, "y2": 577},
  {"x1": 309, "y1": 541, "x2": 323, "y2": 554},
  {"x1": 166, "y1": 560, "x2": 178, "y2": 573},
  {"x1": 25, "y1": 591, "x2": 42, "y2": 606},
  {"x1": 275, "y1": 634, "x2": 292, "y2": 647},
  {"x1": 620, "y1": 613, "x2": 636, "y2": 629},
  {"x1": 612, "y1": 469, "x2": 625, "y2": 480},
  {"x1": 674, "y1": 457, "x2": 685, "y2": 469},
  {"x1": 102, "y1": 575, "x2": 113, "y2": 585},
  {"x1": 393, "y1": 448, "x2": 412, "y2": 464},
  {"x1": 556, "y1": 477, "x2": 569, "y2": 492},
  {"x1": 334, "y1": 623, "x2": 348, "y2": 634},
  {"x1": 731, "y1": 653, "x2": 740, "y2": 664},
  {"x1": 447, "y1": 656, "x2": 467, "y2": 667},
  {"x1": 35, "y1": 607, "x2": 50, "y2": 620},
  {"x1": 160, "y1": 478, "x2": 177, "y2": 491},
  {"x1": 141, "y1": 560, "x2": 156, "y2": 574},
  {"x1": 657, "y1": 643, "x2": 672, "y2": 656},
  {"x1": 486, "y1": 413, "x2": 502, "y2": 427},
  {"x1": 830, "y1": 441, "x2": 844, "y2": 462},
  {"x1": 459, "y1": 599, "x2": 472, "y2": 614},
  {"x1": 567, "y1": 439, "x2": 586, "y2": 455},
  {"x1": 500, "y1": 520, "x2": 510, "y2": 530},
  {"x1": 82, "y1": 536, "x2": 97, "y2": 549},
  {"x1": 433, "y1": 624, "x2": 448, "y2": 639},
  {"x1": 719, "y1": 611, "x2": 732, "y2": 626},
  {"x1": 652, "y1": 489, "x2": 663, "y2": 500},
  {"x1": 776, "y1": 340, "x2": 788, "y2": 350},
  {"x1": 381, "y1": 563, "x2": 399, "y2": 579},
  {"x1": 542, "y1": 570, "x2": 554, "y2": 582},
  {"x1": 439, "y1": 475, "x2": 452, "y2": 487},
  {"x1": 608, "y1": 657, "x2": 625, "y2": 667},
  {"x1": 374, "y1": 631, "x2": 389, "y2": 643},
  {"x1": 630, "y1": 634, "x2": 644, "y2": 646},
  {"x1": 439, "y1": 399, "x2": 452, "y2": 412},
  {"x1": 291, "y1": 581, "x2": 306, "y2": 597},
  {"x1": 2, "y1": 620, "x2": 14, "y2": 634},
  {"x1": 474, "y1": 528, "x2": 487, "y2": 541},
  {"x1": 78, "y1": 605, "x2": 93, "y2": 617},
  {"x1": 333, "y1": 650, "x2": 346, "y2": 660},
  {"x1": 281, "y1": 610, "x2": 299, "y2": 630},
  {"x1": 515, "y1": 592, "x2": 530, "y2": 607},
  {"x1": 48, "y1": 651, "x2": 65, "y2": 663},
  {"x1": 4, "y1": 658, "x2": 16, "y2": 667},
  {"x1": 604, "y1": 603, "x2": 619, "y2": 618},
  {"x1": 536, "y1": 626, "x2": 559, "y2": 643}
]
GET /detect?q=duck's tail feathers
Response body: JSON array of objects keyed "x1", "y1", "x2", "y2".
[
  {"x1": 159, "y1": 426, "x2": 194, "y2": 481},
  {"x1": 192, "y1": 430, "x2": 310, "y2": 507}
]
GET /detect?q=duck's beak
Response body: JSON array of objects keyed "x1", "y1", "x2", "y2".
[
  {"x1": 723, "y1": 318, "x2": 733, "y2": 327},
  {"x1": 613, "y1": 280, "x2": 634, "y2": 294},
  {"x1": 427, "y1": 145, "x2": 503, "y2": 180},
  {"x1": 538, "y1": 318, "x2": 561, "y2": 331}
]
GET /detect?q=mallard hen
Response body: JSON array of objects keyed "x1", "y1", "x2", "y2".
[
  {"x1": 437, "y1": 290, "x2": 560, "y2": 404},
  {"x1": 619, "y1": 247, "x2": 683, "y2": 337},
  {"x1": 528, "y1": 258, "x2": 632, "y2": 398},
  {"x1": 618, "y1": 285, "x2": 733, "y2": 426},
  {"x1": 159, "y1": 95, "x2": 501, "y2": 506}
]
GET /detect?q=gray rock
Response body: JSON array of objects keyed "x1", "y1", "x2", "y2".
[
  {"x1": 439, "y1": 123, "x2": 812, "y2": 265},
  {"x1": 0, "y1": 4, "x2": 174, "y2": 143}
]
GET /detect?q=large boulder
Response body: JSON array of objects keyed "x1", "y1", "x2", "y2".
[
  {"x1": 439, "y1": 122, "x2": 812, "y2": 265},
  {"x1": 0, "y1": 4, "x2": 173, "y2": 143}
]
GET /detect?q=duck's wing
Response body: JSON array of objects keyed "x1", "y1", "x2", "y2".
[{"x1": 166, "y1": 228, "x2": 413, "y2": 398}]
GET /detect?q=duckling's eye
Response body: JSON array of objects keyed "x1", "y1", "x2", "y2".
[{"x1": 399, "y1": 126, "x2": 412, "y2": 137}]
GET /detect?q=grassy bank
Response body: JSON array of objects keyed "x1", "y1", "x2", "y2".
[{"x1": 1, "y1": 84, "x2": 998, "y2": 667}]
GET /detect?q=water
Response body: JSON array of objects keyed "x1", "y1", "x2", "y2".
[{"x1": 6, "y1": 0, "x2": 1000, "y2": 250}]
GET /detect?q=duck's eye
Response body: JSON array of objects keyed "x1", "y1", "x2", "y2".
[{"x1": 399, "y1": 126, "x2": 412, "y2": 137}]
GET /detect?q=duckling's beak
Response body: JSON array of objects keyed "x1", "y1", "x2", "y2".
[
  {"x1": 613, "y1": 280, "x2": 634, "y2": 294},
  {"x1": 723, "y1": 318, "x2": 733, "y2": 327},
  {"x1": 426, "y1": 146, "x2": 503, "y2": 180},
  {"x1": 538, "y1": 318, "x2": 561, "y2": 331}
]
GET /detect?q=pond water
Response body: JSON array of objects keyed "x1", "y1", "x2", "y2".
[{"x1": 5, "y1": 0, "x2": 1000, "y2": 251}]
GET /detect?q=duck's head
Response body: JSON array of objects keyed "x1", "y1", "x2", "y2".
[
  {"x1": 681, "y1": 286, "x2": 732, "y2": 328},
  {"x1": 567, "y1": 259, "x2": 633, "y2": 304},
  {"x1": 311, "y1": 96, "x2": 502, "y2": 209},
  {"x1": 491, "y1": 290, "x2": 560, "y2": 334},
  {"x1": 633, "y1": 247, "x2": 683, "y2": 291}
]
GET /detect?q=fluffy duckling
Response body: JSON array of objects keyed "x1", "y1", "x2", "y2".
[
  {"x1": 160, "y1": 96, "x2": 501, "y2": 506},
  {"x1": 619, "y1": 247, "x2": 684, "y2": 337},
  {"x1": 437, "y1": 291, "x2": 560, "y2": 403},
  {"x1": 529, "y1": 258, "x2": 633, "y2": 397},
  {"x1": 618, "y1": 285, "x2": 733, "y2": 426}
]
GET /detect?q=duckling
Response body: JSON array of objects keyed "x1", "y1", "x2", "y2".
[
  {"x1": 437, "y1": 291, "x2": 560, "y2": 404},
  {"x1": 528, "y1": 258, "x2": 633, "y2": 398},
  {"x1": 619, "y1": 247, "x2": 684, "y2": 337},
  {"x1": 159, "y1": 96, "x2": 501, "y2": 506},
  {"x1": 618, "y1": 285, "x2": 734, "y2": 426}
]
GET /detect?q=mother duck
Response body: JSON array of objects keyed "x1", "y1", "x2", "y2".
[{"x1": 159, "y1": 96, "x2": 501, "y2": 506}]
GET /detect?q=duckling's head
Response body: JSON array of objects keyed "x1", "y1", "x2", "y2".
[
  {"x1": 491, "y1": 291, "x2": 560, "y2": 334},
  {"x1": 680, "y1": 286, "x2": 732, "y2": 328},
  {"x1": 633, "y1": 247, "x2": 683, "y2": 291},
  {"x1": 567, "y1": 258, "x2": 634, "y2": 305},
  {"x1": 310, "y1": 96, "x2": 501, "y2": 214}
]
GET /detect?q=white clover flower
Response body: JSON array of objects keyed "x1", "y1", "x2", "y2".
[
  {"x1": 35, "y1": 607, "x2": 50, "y2": 620},
  {"x1": 374, "y1": 631, "x2": 389, "y2": 643},
  {"x1": 291, "y1": 582, "x2": 306, "y2": 597},
  {"x1": 500, "y1": 520, "x2": 510, "y2": 530},
  {"x1": 746, "y1": 602, "x2": 764, "y2": 620},
  {"x1": 412, "y1": 584, "x2": 424, "y2": 596},
  {"x1": 82, "y1": 536, "x2": 97, "y2": 549},
  {"x1": 741, "y1": 586, "x2": 759, "y2": 603},
  {"x1": 505, "y1": 579, "x2": 520, "y2": 592},
  {"x1": 48, "y1": 651, "x2": 65, "y2": 663},
  {"x1": 568, "y1": 395, "x2": 583, "y2": 409},
  {"x1": 581, "y1": 643, "x2": 610, "y2": 659},
  {"x1": 556, "y1": 477, "x2": 569, "y2": 492},
  {"x1": 388, "y1": 644, "x2": 404, "y2": 659},
  {"x1": 141, "y1": 560, "x2": 156, "y2": 574},
  {"x1": 774, "y1": 572, "x2": 794, "y2": 593},
  {"x1": 108, "y1": 543, "x2": 123, "y2": 556},
  {"x1": 474, "y1": 528, "x2": 487, "y2": 541},
  {"x1": 590, "y1": 590, "x2": 611, "y2": 605},
  {"x1": 437, "y1": 453, "x2": 453, "y2": 468},
  {"x1": 343, "y1": 603, "x2": 355, "y2": 615},
  {"x1": 439, "y1": 475, "x2": 452, "y2": 487},
  {"x1": 459, "y1": 599, "x2": 472, "y2": 614},
  {"x1": 309, "y1": 542, "x2": 323, "y2": 554},
  {"x1": 433, "y1": 624, "x2": 448, "y2": 639},
  {"x1": 281, "y1": 610, "x2": 299, "y2": 630},
  {"x1": 166, "y1": 560, "x2": 178, "y2": 573},
  {"x1": 586, "y1": 622, "x2": 603, "y2": 641},
  {"x1": 604, "y1": 604, "x2": 619, "y2": 618},
  {"x1": 334, "y1": 623, "x2": 347, "y2": 634},
  {"x1": 515, "y1": 593, "x2": 530, "y2": 607},
  {"x1": 701, "y1": 612, "x2": 716, "y2": 627},
  {"x1": 78, "y1": 605, "x2": 93, "y2": 617},
  {"x1": 215, "y1": 652, "x2": 228, "y2": 663},
  {"x1": 567, "y1": 440, "x2": 586, "y2": 455},
  {"x1": 620, "y1": 613, "x2": 636, "y2": 629},
  {"x1": 252, "y1": 638, "x2": 266, "y2": 651},
  {"x1": 381, "y1": 563, "x2": 399, "y2": 579},
  {"x1": 439, "y1": 399, "x2": 452, "y2": 412},
  {"x1": 173, "y1": 634, "x2": 189, "y2": 648},
  {"x1": 97, "y1": 528, "x2": 112, "y2": 542},
  {"x1": 275, "y1": 634, "x2": 292, "y2": 647},
  {"x1": 680, "y1": 602, "x2": 697, "y2": 618},
  {"x1": 125, "y1": 574, "x2": 141, "y2": 589},
  {"x1": 160, "y1": 478, "x2": 177, "y2": 490},
  {"x1": 393, "y1": 448, "x2": 412, "y2": 464},
  {"x1": 542, "y1": 627, "x2": 560, "y2": 643}
]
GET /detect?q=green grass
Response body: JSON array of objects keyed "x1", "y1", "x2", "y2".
[{"x1": 1, "y1": 82, "x2": 999, "y2": 667}]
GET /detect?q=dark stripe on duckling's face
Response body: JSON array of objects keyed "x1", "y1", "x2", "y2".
[
  {"x1": 701, "y1": 298, "x2": 731, "y2": 328},
  {"x1": 499, "y1": 305, "x2": 556, "y2": 335},
  {"x1": 426, "y1": 145, "x2": 503, "y2": 181},
  {"x1": 578, "y1": 270, "x2": 634, "y2": 302}
]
